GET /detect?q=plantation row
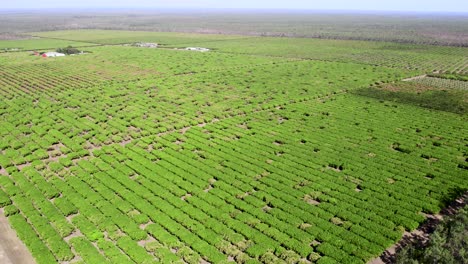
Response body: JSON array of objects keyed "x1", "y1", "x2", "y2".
[
  {"x1": 428, "y1": 72, "x2": 468, "y2": 82},
  {"x1": 0, "y1": 60, "x2": 409, "y2": 171},
  {"x1": 32, "y1": 30, "x2": 250, "y2": 46},
  {"x1": 0, "y1": 64, "x2": 119, "y2": 98},
  {"x1": 0, "y1": 45, "x2": 303, "y2": 97},
  {"x1": 0, "y1": 38, "x2": 98, "y2": 52},
  {"x1": 81, "y1": 46, "x2": 296, "y2": 76},
  {"x1": 169, "y1": 37, "x2": 468, "y2": 74},
  {"x1": 0, "y1": 33, "x2": 466, "y2": 264},
  {"x1": 407, "y1": 76, "x2": 468, "y2": 90},
  {"x1": 1, "y1": 88, "x2": 466, "y2": 263},
  {"x1": 20, "y1": 30, "x2": 468, "y2": 75}
]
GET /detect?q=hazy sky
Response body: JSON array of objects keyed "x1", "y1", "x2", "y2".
[{"x1": 1, "y1": 0, "x2": 467, "y2": 13}]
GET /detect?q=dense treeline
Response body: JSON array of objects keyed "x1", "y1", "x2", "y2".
[
  {"x1": 56, "y1": 46, "x2": 81, "y2": 55},
  {"x1": 1, "y1": 11, "x2": 467, "y2": 46},
  {"x1": 396, "y1": 205, "x2": 468, "y2": 264}
]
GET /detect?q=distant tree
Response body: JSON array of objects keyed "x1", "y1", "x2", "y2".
[
  {"x1": 56, "y1": 46, "x2": 81, "y2": 55},
  {"x1": 396, "y1": 205, "x2": 468, "y2": 264}
]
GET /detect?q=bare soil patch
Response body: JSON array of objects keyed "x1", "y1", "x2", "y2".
[
  {"x1": 0, "y1": 209, "x2": 36, "y2": 264},
  {"x1": 402, "y1": 75, "x2": 427, "y2": 82},
  {"x1": 0, "y1": 168, "x2": 8, "y2": 176},
  {"x1": 378, "y1": 82, "x2": 440, "y2": 93}
]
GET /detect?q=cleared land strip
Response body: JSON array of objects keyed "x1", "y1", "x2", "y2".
[
  {"x1": 0, "y1": 209, "x2": 36, "y2": 264},
  {"x1": 28, "y1": 35, "x2": 106, "y2": 45},
  {"x1": 402, "y1": 75, "x2": 427, "y2": 81},
  {"x1": 30, "y1": 35, "x2": 259, "y2": 46}
]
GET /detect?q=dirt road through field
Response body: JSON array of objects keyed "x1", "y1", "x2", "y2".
[
  {"x1": 0, "y1": 209, "x2": 36, "y2": 264},
  {"x1": 402, "y1": 75, "x2": 427, "y2": 81}
]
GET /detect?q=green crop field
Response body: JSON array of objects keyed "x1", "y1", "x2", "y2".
[
  {"x1": 31, "y1": 30, "x2": 468, "y2": 73},
  {"x1": 0, "y1": 30, "x2": 467, "y2": 264},
  {"x1": 0, "y1": 38, "x2": 98, "y2": 52},
  {"x1": 32, "y1": 30, "x2": 251, "y2": 45}
]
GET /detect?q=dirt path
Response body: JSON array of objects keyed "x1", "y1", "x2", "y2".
[
  {"x1": 402, "y1": 75, "x2": 427, "y2": 81},
  {"x1": 0, "y1": 209, "x2": 36, "y2": 264}
]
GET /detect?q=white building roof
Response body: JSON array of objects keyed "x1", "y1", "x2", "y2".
[
  {"x1": 185, "y1": 47, "x2": 210, "y2": 52},
  {"x1": 44, "y1": 52, "x2": 66, "y2": 57}
]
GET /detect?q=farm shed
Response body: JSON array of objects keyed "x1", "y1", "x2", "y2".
[
  {"x1": 185, "y1": 47, "x2": 210, "y2": 52},
  {"x1": 134, "y1": 42, "x2": 158, "y2": 48},
  {"x1": 42, "y1": 52, "x2": 65, "y2": 57}
]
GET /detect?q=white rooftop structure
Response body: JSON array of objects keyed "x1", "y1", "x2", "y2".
[
  {"x1": 135, "y1": 42, "x2": 158, "y2": 48},
  {"x1": 43, "y1": 52, "x2": 65, "y2": 57},
  {"x1": 185, "y1": 47, "x2": 210, "y2": 52}
]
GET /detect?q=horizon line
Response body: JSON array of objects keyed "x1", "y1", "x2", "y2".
[{"x1": 0, "y1": 7, "x2": 467, "y2": 14}]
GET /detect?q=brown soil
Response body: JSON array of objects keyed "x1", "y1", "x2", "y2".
[
  {"x1": 137, "y1": 236, "x2": 156, "y2": 247},
  {"x1": 204, "y1": 185, "x2": 214, "y2": 193},
  {"x1": 139, "y1": 221, "x2": 153, "y2": 230},
  {"x1": 180, "y1": 127, "x2": 191, "y2": 134},
  {"x1": 378, "y1": 82, "x2": 442, "y2": 93},
  {"x1": 327, "y1": 166, "x2": 342, "y2": 172},
  {"x1": 0, "y1": 209, "x2": 36, "y2": 264},
  {"x1": 305, "y1": 198, "x2": 320, "y2": 205},
  {"x1": 402, "y1": 75, "x2": 427, "y2": 82},
  {"x1": 0, "y1": 168, "x2": 9, "y2": 176},
  {"x1": 181, "y1": 193, "x2": 192, "y2": 201},
  {"x1": 64, "y1": 229, "x2": 84, "y2": 243},
  {"x1": 16, "y1": 162, "x2": 31, "y2": 171},
  {"x1": 120, "y1": 139, "x2": 133, "y2": 147}
]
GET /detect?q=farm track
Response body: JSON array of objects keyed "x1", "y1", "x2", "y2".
[
  {"x1": 28, "y1": 35, "x2": 104, "y2": 45},
  {"x1": 402, "y1": 75, "x2": 427, "y2": 82},
  {"x1": 0, "y1": 209, "x2": 36, "y2": 264},
  {"x1": 31, "y1": 35, "x2": 259, "y2": 46}
]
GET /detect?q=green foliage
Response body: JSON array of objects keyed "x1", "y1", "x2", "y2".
[
  {"x1": 56, "y1": 46, "x2": 81, "y2": 55},
  {"x1": 0, "y1": 38, "x2": 97, "y2": 51},
  {"x1": 0, "y1": 189, "x2": 12, "y2": 207},
  {"x1": 3, "y1": 204, "x2": 19, "y2": 216},
  {"x1": 396, "y1": 206, "x2": 468, "y2": 264},
  {"x1": 427, "y1": 73, "x2": 468, "y2": 82},
  {"x1": 116, "y1": 236, "x2": 155, "y2": 263},
  {"x1": 0, "y1": 31, "x2": 466, "y2": 264}
]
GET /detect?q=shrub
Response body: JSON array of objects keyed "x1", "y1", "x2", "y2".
[
  {"x1": 0, "y1": 189, "x2": 12, "y2": 207},
  {"x1": 395, "y1": 206, "x2": 468, "y2": 264},
  {"x1": 3, "y1": 204, "x2": 19, "y2": 216}
]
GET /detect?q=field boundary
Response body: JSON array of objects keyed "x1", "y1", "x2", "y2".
[
  {"x1": 369, "y1": 191, "x2": 468, "y2": 264},
  {"x1": 30, "y1": 35, "x2": 259, "y2": 47},
  {"x1": 0, "y1": 209, "x2": 36, "y2": 264},
  {"x1": 402, "y1": 75, "x2": 427, "y2": 81}
]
